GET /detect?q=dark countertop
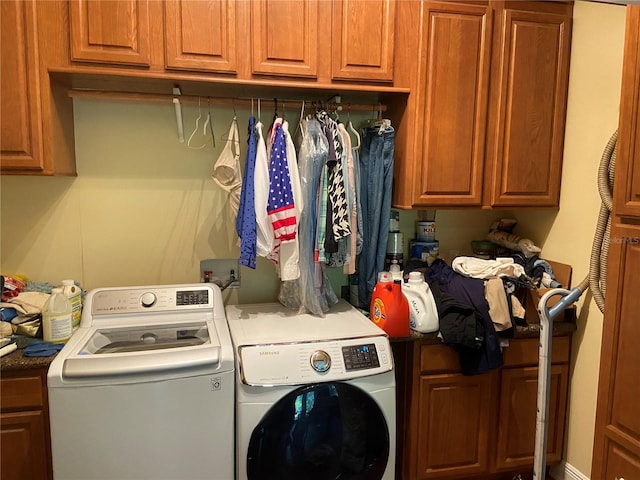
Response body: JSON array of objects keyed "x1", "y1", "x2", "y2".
[
  {"x1": 0, "y1": 321, "x2": 576, "y2": 371},
  {"x1": 394, "y1": 320, "x2": 577, "y2": 343},
  {"x1": 1, "y1": 348, "x2": 57, "y2": 372}
]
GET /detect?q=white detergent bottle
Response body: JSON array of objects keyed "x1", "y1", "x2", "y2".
[
  {"x1": 42, "y1": 288, "x2": 73, "y2": 344},
  {"x1": 402, "y1": 271, "x2": 439, "y2": 333}
]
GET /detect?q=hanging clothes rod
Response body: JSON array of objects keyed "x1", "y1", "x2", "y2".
[{"x1": 66, "y1": 89, "x2": 388, "y2": 112}]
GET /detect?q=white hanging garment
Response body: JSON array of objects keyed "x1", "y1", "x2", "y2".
[
  {"x1": 254, "y1": 120, "x2": 274, "y2": 257},
  {"x1": 211, "y1": 117, "x2": 242, "y2": 218}
]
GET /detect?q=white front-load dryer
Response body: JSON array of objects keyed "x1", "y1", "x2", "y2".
[{"x1": 226, "y1": 300, "x2": 396, "y2": 480}]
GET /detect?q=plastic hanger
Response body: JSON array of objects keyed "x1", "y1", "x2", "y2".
[
  {"x1": 172, "y1": 86, "x2": 184, "y2": 143},
  {"x1": 347, "y1": 105, "x2": 361, "y2": 149}
]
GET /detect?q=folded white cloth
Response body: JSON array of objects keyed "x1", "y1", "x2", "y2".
[
  {"x1": 452, "y1": 256, "x2": 525, "y2": 279},
  {"x1": 3, "y1": 291, "x2": 51, "y2": 314}
]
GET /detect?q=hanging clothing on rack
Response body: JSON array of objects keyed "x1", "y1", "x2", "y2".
[
  {"x1": 211, "y1": 117, "x2": 242, "y2": 218},
  {"x1": 254, "y1": 120, "x2": 274, "y2": 258},
  {"x1": 236, "y1": 116, "x2": 258, "y2": 268},
  {"x1": 279, "y1": 116, "x2": 338, "y2": 315},
  {"x1": 267, "y1": 122, "x2": 300, "y2": 281},
  {"x1": 358, "y1": 120, "x2": 395, "y2": 308},
  {"x1": 338, "y1": 122, "x2": 357, "y2": 275},
  {"x1": 316, "y1": 111, "x2": 351, "y2": 241}
]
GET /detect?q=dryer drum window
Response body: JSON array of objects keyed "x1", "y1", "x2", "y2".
[{"x1": 247, "y1": 382, "x2": 389, "y2": 480}]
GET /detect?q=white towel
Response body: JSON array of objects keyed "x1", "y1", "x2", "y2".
[{"x1": 452, "y1": 256, "x2": 525, "y2": 279}]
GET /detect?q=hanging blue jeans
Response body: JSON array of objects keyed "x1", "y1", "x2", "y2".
[{"x1": 358, "y1": 124, "x2": 395, "y2": 308}]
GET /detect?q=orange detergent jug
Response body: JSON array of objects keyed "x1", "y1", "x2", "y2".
[{"x1": 370, "y1": 272, "x2": 410, "y2": 338}]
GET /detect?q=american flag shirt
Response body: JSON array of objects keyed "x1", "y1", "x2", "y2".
[{"x1": 267, "y1": 124, "x2": 297, "y2": 249}]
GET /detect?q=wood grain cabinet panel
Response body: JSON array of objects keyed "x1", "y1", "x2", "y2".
[
  {"x1": 495, "y1": 364, "x2": 568, "y2": 471},
  {"x1": 250, "y1": 0, "x2": 319, "y2": 78},
  {"x1": 488, "y1": 7, "x2": 571, "y2": 207},
  {"x1": 1, "y1": 368, "x2": 52, "y2": 480},
  {"x1": 413, "y1": 1, "x2": 492, "y2": 207},
  {"x1": 592, "y1": 7, "x2": 640, "y2": 478},
  {"x1": 331, "y1": 0, "x2": 395, "y2": 82},
  {"x1": 593, "y1": 225, "x2": 640, "y2": 478},
  {"x1": 416, "y1": 372, "x2": 494, "y2": 479},
  {"x1": 69, "y1": 0, "x2": 151, "y2": 66},
  {"x1": 398, "y1": 0, "x2": 572, "y2": 209},
  {"x1": 0, "y1": 0, "x2": 44, "y2": 171},
  {"x1": 613, "y1": 6, "x2": 640, "y2": 218},
  {"x1": 164, "y1": 0, "x2": 237, "y2": 73},
  {"x1": 397, "y1": 337, "x2": 571, "y2": 480}
]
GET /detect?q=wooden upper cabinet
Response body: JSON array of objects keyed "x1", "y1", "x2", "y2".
[
  {"x1": 488, "y1": 6, "x2": 572, "y2": 207},
  {"x1": 614, "y1": 6, "x2": 640, "y2": 218},
  {"x1": 164, "y1": 0, "x2": 237, "y2": 73},
  {"x1": 331, "y1": 0, "x2": 395, "y2": 82},
  {"x1": 0, "y1": 0, "x2": 44, "y2": 172},
  {"x1": 413, "y1": 2, "x2": 492, "y2": 206},
  {"x1": 251, "y1": 0, "x2": 319, "y2": 78},
  {"x1": 69, "y1": 0, "x2": 151, "y2": 66}
]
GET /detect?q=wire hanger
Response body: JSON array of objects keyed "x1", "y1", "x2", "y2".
[
  {"x1": 187, "y1": 97, "x2": 207, "y2": 149},
  {"x1": 294, "y1": 100, "x2": 305, "y2": 139}
]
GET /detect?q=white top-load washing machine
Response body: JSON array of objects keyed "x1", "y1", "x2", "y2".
[
  {"x1": 226, "y1": 300, "x2": 396, "y2": 480},
  {"x1": 48, "y1": 283, "x2": 235, "y2": 480}
]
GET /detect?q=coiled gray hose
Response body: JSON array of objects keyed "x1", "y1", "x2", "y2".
[{"x1": 576, "y1": 130, "x2": 617, "y2": 313}]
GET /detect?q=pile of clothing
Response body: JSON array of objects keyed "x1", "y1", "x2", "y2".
[{"x1": 412, "y1": 256, "x2": 544, "y2": 375}]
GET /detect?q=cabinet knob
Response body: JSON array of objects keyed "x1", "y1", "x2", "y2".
[{"x1": 615, "y1": 477, "x2": 624, "y2": 480}]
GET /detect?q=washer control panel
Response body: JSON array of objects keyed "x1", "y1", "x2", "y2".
[
  {"x1": 90, "y1": 286, "x2": 214, "y2": 315},
  {"x1": 238, "y1": 335, "x2": 392, "y2": 386}
]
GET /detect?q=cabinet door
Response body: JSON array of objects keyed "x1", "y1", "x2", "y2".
[
  {"x1": 164, "y1": 0, "x2": 237, "y2": 73},
  {"x1": 413, "y1": 2, "x2": 492, "y2": 207},
  {"x1": 69, "y1": 0, "x2": 151, "y2": 66},
  {"x1": 331, "y1": 0, "x2": 395, "y2": 82},
  {"x1": 0, "y1": 411, "x2": 49, "y2": 480},
  {"x1": 488, "y1": 7, "x2": 571, "y2": 207},
  {"x1": 592, "y1": 223, "x2": 640, "y2": 479},
  {"x1": 415, "y1": 372, "x2": 494, "y2": 479},
  {"x1": 495, "y1": 364, "x2": 568, "y2": 470},
  {"x1": 0, "y1": 0, "x2": 44, "y2": 172},
  {"x1": 614, "y1": 7, "x2": 640, "y2": 218},
  {"x1": 251, "y1": 0, "x2": 318, "y2": 78}
]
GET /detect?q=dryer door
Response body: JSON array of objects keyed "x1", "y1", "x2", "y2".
[{"x1": 247, "y1": 381, "x2": 389, "y2": 480}]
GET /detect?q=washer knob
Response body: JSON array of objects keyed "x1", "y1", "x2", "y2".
[
  {"x1": 310, "y1": 350, "x2": 331, "y2": 373},
  {"x1": 140, "y1": 292, "x2": 156, "y2": 307}
]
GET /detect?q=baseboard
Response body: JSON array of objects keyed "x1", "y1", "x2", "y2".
[{"x1": 549, "y1": 461, "x2": 590, "y2": 480}]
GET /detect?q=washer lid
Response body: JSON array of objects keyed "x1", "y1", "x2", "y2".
[
  {"x1": 59, "y1": 321, "x2": 222, "y2": 379},
  {"x1": 225, "y1": 300, "x2": 386, "y2": 347}
]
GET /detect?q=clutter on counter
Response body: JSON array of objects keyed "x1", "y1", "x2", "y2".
[{"x1": 1, "y1": 276, "x2": 85, "y2": 362}]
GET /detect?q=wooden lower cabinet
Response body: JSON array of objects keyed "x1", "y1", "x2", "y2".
[
  {"x1": 0, "y1": 368, "x2": 52, "y2": 480},
  {"x1": 394, "y1": 335, "x2": 571, "y2": 479},
  {"x1": 416, "y1": 370, "x2": 496, "y2": 478}
]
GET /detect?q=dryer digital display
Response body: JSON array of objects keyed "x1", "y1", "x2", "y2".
[
  {"x1": 176, "y1": 290, "x2": 209, "y2": 306},
  {"x1": 342, "y1": 343, "x2": 380, "y2": 371}
]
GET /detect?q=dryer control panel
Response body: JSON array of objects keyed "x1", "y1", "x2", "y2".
[{"x1": 238, "y1": 335, "x2": 392, "y2": 386}]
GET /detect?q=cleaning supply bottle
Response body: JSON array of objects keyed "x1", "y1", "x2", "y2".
[
  {"x1": 370, "y1": 272, "x2": 410, "y2": 338},
  {"x1": 61, "y1": 279, "x2": 82, "y2": 332},
  {"x1": 402, "y1": 271, "x2": 439, "y2": 333},
  {"x1": 42, "y1": 288, "x2": 73, "y2": 344}
]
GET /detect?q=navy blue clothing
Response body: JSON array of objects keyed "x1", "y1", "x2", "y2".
[
  {"x1": 236, "y1": 116, "x2": 258, "y2": 268},
  {"x1": 425, "y1": 259, "x2": 503, "y2": 375}
]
